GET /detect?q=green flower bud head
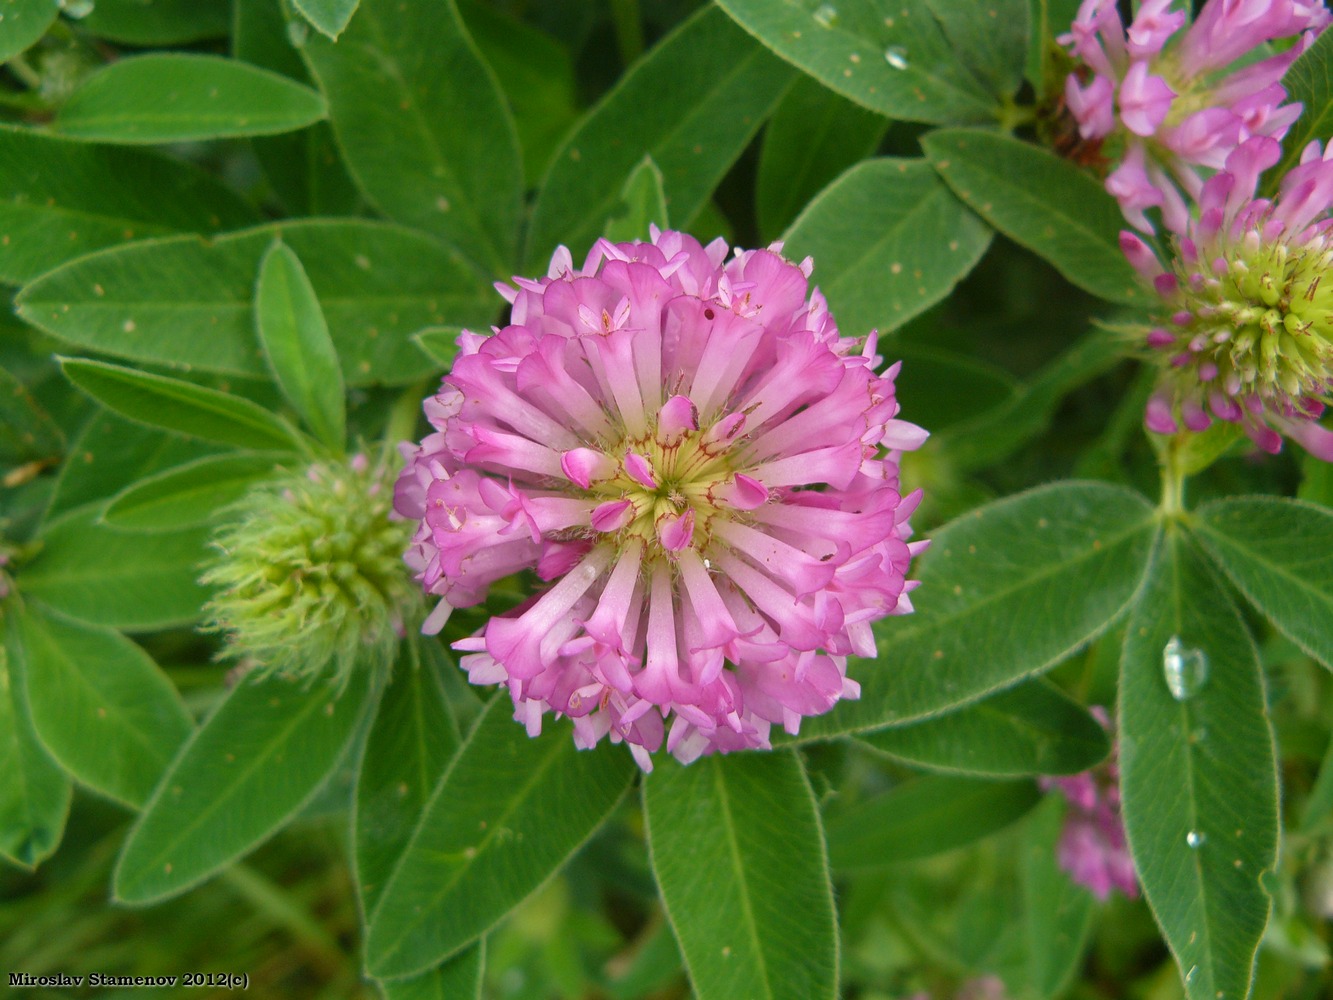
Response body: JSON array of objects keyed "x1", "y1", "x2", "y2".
[{"x1": 202, "y1": 456, "x2": 417, "y2": 688}]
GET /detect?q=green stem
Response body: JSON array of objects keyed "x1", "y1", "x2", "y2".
[
  {"x1": 997, "y1": 98, "x2": 1037, "y2": 133},
  {"x1": 1159, "y1": 434, "x2": 1188, "y2": 519},
  {"x1": 609, "y1": 0, "x2": 644, "y2": 68}
]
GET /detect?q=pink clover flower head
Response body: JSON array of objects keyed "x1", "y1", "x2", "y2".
[
  {"x1": 1124, "y1": 136, "x2": 1333, "y2": 460},
  {"x1": 1059, "y1": 0, "x2": 1328, "y2": 233},
  {"x1": 394, "y1": 229, "x2": 927, "y2": 770},
  {"x1": 1041, "y1": 706, "x2": 1138, "y2": 901}
]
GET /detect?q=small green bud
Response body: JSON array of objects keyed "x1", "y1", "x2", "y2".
[{"x1": 202, "y1": 456, "x2": 417, "y2": 688}]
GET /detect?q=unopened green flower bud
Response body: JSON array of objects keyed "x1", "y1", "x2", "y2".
[{"x1": 202, "y1": 456, "x2": 417, "y2": 688}]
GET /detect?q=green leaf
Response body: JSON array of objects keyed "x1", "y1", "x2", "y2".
[
  {"x1": 293, "y1": 0, "x2": 359, "y2": 39},
  {"x1": 526, "y1": 5, "x2": 795, "y2": 268},
  {"x1": 0, "y1": 0, "x2": 58, "y2": 64},
  {"x1": 756, "y1": 75, "x2": 888, "y2": 240},
  {"x1": 859, "y1": 679, "x2": 1111, "y2": 777},
  {"x1": 826, "y1": 774, "x2": 1040, "y2": 869},
  {"x1": 798, "y1": 481, "x2": 1158, "y2": 741},
  {"x1": 355, "y1": 640, "x2": 461, "y2": 918},
  {"x1": 54, "y1": 54, "x2": 328, "y2": 144},
  {"x1": 102, "y1": 452, "x2": 285, "y2": 532},
  {"x1": 604, "y1": 156, "x2": 669, "y2": 244},
  {"x1": 644, "y1": 751, "x2": 837, "y2": 1000},
  {"x1": 79, "y1": 0, "x2": 231, "y2": 45},
  {"x1": 1275, "y1": 28, "x2": 1333, "y2": 189},
  {"x1": 15, "y1": 601, "x2": 192, "y2": 808},
  {"x1": 889, "y1": 345, "x2": 1019, "y2": 435},
  {"x1": 380, "y1": 943, "x2": 485, "y2": 1000},
  {"x1": 1193, "y1": 497, "x2": 1333, "y2": 672},
  {"x1": 22, "y1": 507, "x2": 208, "y2": 630},
  {"x1": 939, "y1": 329, "x2": 1130, "y2": 470},
  {"x1": 413, "y1": 327, "x2": 462, "y2": 368},
  {"x1": 60, "y1": 357, "x2": 303, "y2": 452},
  {"x1": 364, "y1": 695, "x2": 635, "y2": 979},
  {"x1": 16, "y1": 220, "x2": 492, "y2": 386},
  {"x1": 782, "y1": 158, "x2": 992, "y2": 337},
  {"x1": 0, "y1": 124, "x2": 261, "y2": 286},
  {"x1": 1119, "y1": 529, "x2": 1279, "y2": 1000},
  {"x1": 715, "y1": 0, "x2": 995, "y2": 124},
  {"x1": 457, "y1": 0, "x2": 580, "y2": 187},
  {"x1": 0, "y1": 362, "x2": 63, "y2": 465},
  {"x1": 302, "y1": 0, "x2": 522, "y2": 276},
  {"x1": 232, "y1": 0, "x2": 361, "y2": 217},
  {"x1": 42, "y1": 411, "x2": 220, "y2": 527},
  {"x1": 923, "y1": 128, "x2": 1145, "y2": 306},
  {"x1": 923, "y1": 0, "x2": 1029, "y2": 98},
  {"x1": 114, "y1": 668, "x2": 377, "y2": 904},
  {"x1": 1019, "y1": 796, "x2": 1098, "y2": 999},
  {"x1": 0, "y1": 625, "x2": 71, "y2": 869},
  {"x1": 255, "y1": 242, "x2": 346, "y2": 453}
]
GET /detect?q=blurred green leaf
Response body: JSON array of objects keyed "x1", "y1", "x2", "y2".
[
  {"x1": 1019, "y1": 796, "x2": 1098, "y2": 999},
  {"x1": 0, "y1": 627, "x2": 71, "y2": 870},
  {"x1": 0, "y1": 0, "x2": 58, "y2": 64},
  {"x1": 1119, "y1": 529, "x2": 1278, "y2": 1000},
  {"x1": 890, "y1": 345, "x2": 1019, "y2": 435},
  {"x1": 1300, "y1": 734, "x2": 1333, "y2": 832},
  {"x1": 826, "y1": 774, "x2": 1040, "y2": 869},
  {"x1": 232, "y1": 0, "x2": 361, "y2": 217},
  {"x1": 79, "y1": 0, "x2": 230, "y2": 44},
  {"x1": 0, "y1": 362, "x2": 63, "y2": 465},
  {"x1": 923, "y1": 128, "x2": 1145, "y2": 305},
  {"x1": 114, "y1": 668, "x2": 378, "y2": 904},
  {"x1": 16, "y1": 220, "x2": 492, "y2": 386},
  {"x1": 1194, "y1": 496, "x2": 1333, "y2": 671},
  {"x1": 783, "y1": 157, "x2": 992, "y2": 337},
  {"x1": 458, "y1": 0, "x2": 579, "y2": 187},
  {"x1": 54, "y1": 54, "x2": 328, "y2": 144},
  {"x1": 356, "y1": 641, "x2": 460, "y2": 918},
  {"x1": 859, "y1": 679, "x2": 1111, "y2": 777},
  {"x1": 1299, "y1": 452, "x2": 1333, "y2": 507},
  {"x1": 15, "y1": 601, "x2": 192, "y2": 808},
  {"x1": 604, "y1": 156, "x2": 669, "y2": 243},
  {"x1": 756, "y1": 75, "x2": 887, "y2": 240},
  {"x1": 1274, "y1": 28, "x2": 1333, "y2": 189},
  {"x1": 22, "y1": 507, "x2": 209, "y2": 630},
  {"x1": 412, "y1": 327, "x2": 462, "y2": 368},
  {"x1": 293, "y1": 0, "x2": 359, "y2": 39},
  {"x1": 924, "y1": 0, "x2": 1029, "y2": 98},
  {"x1": 645, "y1": 751, "x2": 837, "y2": 1000},
  {"x1": 60, "y1": 357, "x2": 303, "y2": 452},
  {"x1": 526, "y1": 4, "x2": 795, "y2": 267},
  {"x1": 380, "y1": 943, "x2": 485, "y2": 1000},
  {"x1": 715, "y1": 0, "x2": 994, "y2": 124},
  {"x1": 302, "y1": 0, "x2": 522, "y2": 276},
  {"x1": 799, "y1": 481, "x2": 1158, "y2": 740},
  {"x1": 0, "y1": 124, "x2": 260, "y2": 286},
  {"x1": 364, "y1": 696, "x2": 635, "y2": 979},
  {"x1": 102, "y1": 452, "x2": 285, "y2": 532},
  {"x1": 255, "y1": 242, "x2": 345, "y2": 453}
]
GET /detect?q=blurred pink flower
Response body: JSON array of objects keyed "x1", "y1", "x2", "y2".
[
  {"x1": 1041, "y1": 707, "x2": 1138, "y2": 901},
  {"x1": 1123, "y1": 135, "x2": 1333, "y2": 459},
  {"x1": 1060, "y1": 0, "x2": 1327, "y2": 232},
  {"x1": 395, "y1": 229, "x2": 926, "y2": 768}
]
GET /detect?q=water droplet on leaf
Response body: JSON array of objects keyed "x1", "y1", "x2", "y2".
[
  {"x1": 60, "y1": 0, "x2": 95, "y2": 19},
  {"x1": 1163, "y1": 635, "x2": 1208, "y2": 700},
  {"x1": 884, "y1": 46, "x2": 909, "y2": 69},
  {"x1": 812, "y1": 3, "x2": 839, "y2": 28},
  {"x1": 1186, "y1": 830, "x2": 1206, "y2": 848}
]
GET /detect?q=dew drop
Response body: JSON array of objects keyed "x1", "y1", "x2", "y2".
[
  {"x1": 287, "y1": 18, "x2": 310, "y2": 47},
  {"x1": 884, "y1": 46, "x2": 909, "y2": 70},
  {"x1": 812, "y1": 3, "x2": 839, "y2": 28},
  {"x1": 1186, "y1": 830, "x2": 1207, "y2": 849},
  {"x1": 60, "y1": 0, "x2": 95, "y2": 19},
  {"x1": 1163, "y1": 635, "x2": 1208, "y2": 700}
]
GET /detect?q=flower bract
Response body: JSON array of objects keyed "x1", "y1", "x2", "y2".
[{"x1": 395, "y1": 229, "x2": 927, "y2": 768}]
